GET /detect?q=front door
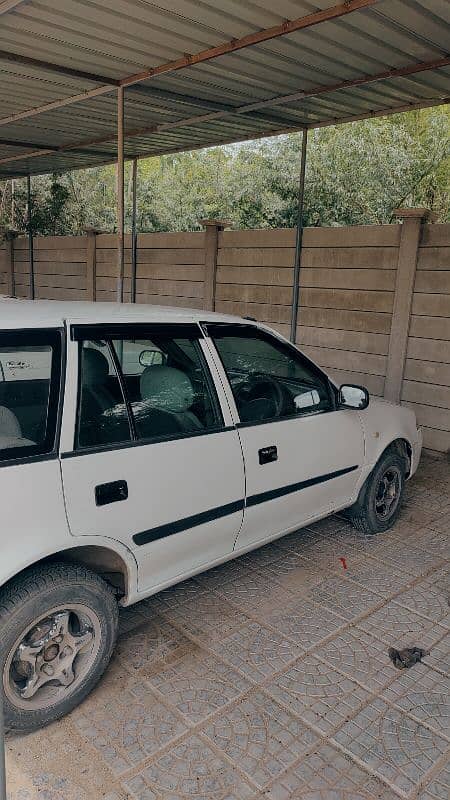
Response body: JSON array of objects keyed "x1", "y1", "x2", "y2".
[
  {"x1": 205, "y1": 324, "x2": 365, "y2": 551},
  {"x1": 61, "y1": 323, "x2": 245, "y2": 592}
]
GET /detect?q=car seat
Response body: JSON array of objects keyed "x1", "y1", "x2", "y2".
[
  {"x1": 0, "y1": 405, "x2": 35, "y2": 449},
  {"x1": 140, "y1": 365, "x2": 202, "y2": 433}
]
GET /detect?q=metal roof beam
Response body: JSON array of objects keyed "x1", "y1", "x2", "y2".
[
  {"x1": 0, "y1": 85, "x2": 116, "y2": 128},
  {"x1": 0, "y1": 0, "x2": 378, "y2": 127},
  {"x1": 241, "y1": 56, "x2": 450, "y2": 112},
  {"x1": 311, "y1": 95, "x2": 450, "y2": 128},
  {"x1": 31, "y1": 56, "x2": 450, "y2": 152},
  {"x1": 0, "y1": 136, "x2": 59, "y2": 150},
  {"x1": 0, "y1": 1, "x2": 29, "y2": 14},
  {"x1": 0, "y1": 55, "x2": 447, "y2": 168},
  {"x1": 0, "y1": 50, "x2": 119, "y2": 86}
]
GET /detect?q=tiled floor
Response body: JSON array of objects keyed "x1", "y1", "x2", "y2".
[{"x1": 6, "y1": 453, "x2": 450, "y2": 799}]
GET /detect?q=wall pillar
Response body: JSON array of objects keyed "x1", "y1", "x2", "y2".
[
  {"x1": 4, "y1": 230, "x2": 18, "y2": 297},
  {"x1": 384, "y1": 208, "x2": 430, "y2": 403},
  {"x1": 200, "y1": 219, "x2": 231, "y2": 311},
  {"x1": 84, "y1": 227, "x2": 100, "y2": 301}
]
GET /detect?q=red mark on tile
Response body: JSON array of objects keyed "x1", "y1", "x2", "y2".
[{"x1": 339, "y1": 557, "x2": 348, "y2": 570}]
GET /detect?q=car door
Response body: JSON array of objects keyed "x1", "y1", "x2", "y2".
[
  {"x1": 204, "y1": 323, "x2": 365, "y2": 551},
  {"x1": 0, "y1": 327, "x2": 72, "y2": 586},
  {"x1": 60, "y1": 322, "x2": 245, "y2": 592}
]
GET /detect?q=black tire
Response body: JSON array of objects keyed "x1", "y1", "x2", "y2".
[
  {"x1": 347, "y1": 450, "x2": 406, "y2": 535},
  {"x1": 0, "y1": 562, "x2": 118, "y2": 732}
]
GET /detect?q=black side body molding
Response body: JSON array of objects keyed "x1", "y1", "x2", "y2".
[{"x1": 132, "y1": 465, "x2": 358, "y2": 546}]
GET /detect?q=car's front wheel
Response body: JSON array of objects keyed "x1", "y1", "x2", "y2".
[
  {"x1": 347, "y1": 449, "x2": 406, "y2": 535},
  {"x1": 0, "y1": 562, "x2": 118, "y2": 732}
]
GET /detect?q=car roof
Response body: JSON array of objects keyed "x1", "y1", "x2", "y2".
[{"x1": 0, "y1": 297, "x2": 251, "y2": 330}]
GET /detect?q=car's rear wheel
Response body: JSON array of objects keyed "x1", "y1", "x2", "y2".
[
  {"x1": 0, "y1": 562, "x2": 118, "y2": 732},
  {"x1": 347, "y1": 449, "x2": 405, "y2": 535}
]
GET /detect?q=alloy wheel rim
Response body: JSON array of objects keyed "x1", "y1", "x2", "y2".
[
  {"x1": 374, "y1": 465, "x2": 402, "y2": 521},
  {"x1": 4, "y1": 603, "x2": 101, "y2": 711}
]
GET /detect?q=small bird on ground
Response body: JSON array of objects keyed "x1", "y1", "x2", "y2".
[{"x1": 388, "y1": 646, "x2": 429, "y2": 669}]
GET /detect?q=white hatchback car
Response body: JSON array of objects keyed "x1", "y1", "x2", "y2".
[{"x1": 0, "y1": 298, "x2": 422, "y2": 730}]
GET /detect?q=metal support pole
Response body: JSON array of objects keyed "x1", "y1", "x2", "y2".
[
  {"x1": 130, "y1": 157, "x2": 138, "y2": 303},
  {"x1": 290, "y1": 128, "x2": 308, "y2": 343},
  {"x1": 0, "y1": 694, "x2": 7, "y2": 800},
  {"x1": 26, "y1": 174, "x2": 35, "y2": 300},
  {"x1": 116, "y1": 86, "x2": 125, "y2": 302}
]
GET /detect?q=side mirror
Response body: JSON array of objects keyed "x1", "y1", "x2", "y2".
[
  {"x1": 139, "y1": 349, "x2": 164, "y2": 368},
  {"x1": 338, "y1": 384, "x2": 369, "y2": 410}
]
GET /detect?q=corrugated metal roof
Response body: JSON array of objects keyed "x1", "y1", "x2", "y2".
[{"x1": 0, "y1": 0, "x2": 448, "y2": 178}]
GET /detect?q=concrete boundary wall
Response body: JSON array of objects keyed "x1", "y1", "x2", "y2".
[{"x1": 1, "y1": 213, "x2": 449, "y2": 454}]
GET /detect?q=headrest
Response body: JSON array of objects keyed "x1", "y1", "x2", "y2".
[
  {"x1": 140, "y1": 366, "x2": 195, "y2": 413},
  {"x1": 82, "y1": 347, "x2": 110, "y2": 386},
  {"x1": 0, "y1": 405, "x2": 22, "y2": 437}
]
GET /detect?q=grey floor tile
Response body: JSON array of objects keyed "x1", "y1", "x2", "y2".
[
  {"x1": 264, "y1": 653, "x2": 374, "y2": 735},
  {"x1": 370, "y1": 542, "x2": 446, "y2": 578},
  {"x1": 210, "y1": 621, "x2": 302, "y2": 681},
  {"x1": 73, "y1": 686, "x2": 187, "y2": 775},
  {"x1": 416, "y1": 759, "x2": 450, "y2": 799},
  {"x1": 195, "y1": 557, "x2": 259, "y2": 588},
  {"x1": 428, "y1": 513, "x2": 450, "y2": 536},
  {"x1": 215, "y1": 572, "x2": 294, "y2": 612},
  {"x1": 122, "y1": 734, "x2": 257, "y2": 799},
  {"x1": 306, "y1": 574, "x2": 384, "y2": 621},
  {"x1": 380, "y1": 663, "x2": 450, "y2": 740},
  {"x1": 118, "y1": 605, "x2": 150, "y2": 636},
  {"x1": 145, "y1": 650, "x2": 251, "y2": 724},
  {"x1": 149, "y1": 578, "x2": 207, "y2": 610},
  {"x1": 360, "y1": 602, "x2": 447, "y2": 651},
  {"x1": 259, "y1": 596, "x2": 348, "y2": 650},
  {"x1": 313, "y1": 626, "x2": 399, "y2": 692},
  {"x1": 160, "y1": 590, "x2": 251, "y2": 642},
  {"x1": 423, "y1": 633, "x2": 450, "y2": 676},
  {"x1": 260, "y1": 551, "x2": 333, "y2": 594},
  {"x1": 115, "y1": 614, "x2": 196, "y2": 676},
  {"x1": 332, "y1": 697, "x2": 449, "y2": 797},
  {"x1": 203, "y1": 690, "x2": 318, "y2": 789},
  {"x1": 344, "y1": 559, "x2": 414, "y2": 598},
  {"x1": 391, "y1": 581, "x2": 450, "y2": 627},
  {"x1": 263, "y1": 742, "x2": 401, "y2": 799}
]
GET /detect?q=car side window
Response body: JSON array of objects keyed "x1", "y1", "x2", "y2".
[
  {"x1": 75, "y1": 328, "x2": 224, "y2": 449},
  {"x1": 110, "y1": 334, "x2": 223, "y2": 441},
  {"x1": 77, "y1": 340, "x2": 132, "y2": 449},
  {"x1": 210, "y1": 326, "x2": 333, "y2": 424},
  {"x1": 0, "y1": 329, "x2": 61, "y2": 460}
]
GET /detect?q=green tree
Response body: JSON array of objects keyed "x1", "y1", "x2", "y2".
[{"x1": 1, "y1": 105, "x2": 448, "y2": 237}]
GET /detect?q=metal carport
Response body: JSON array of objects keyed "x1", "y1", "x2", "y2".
[{"x1": 0, "y1": 0, "x2": 449, "y2": 310}]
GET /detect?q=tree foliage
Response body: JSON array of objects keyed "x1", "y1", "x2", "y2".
[{"x1": 1, "y1": 106, "x2": 448, "y2": 237}]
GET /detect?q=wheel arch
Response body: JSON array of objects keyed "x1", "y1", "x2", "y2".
[
  {"x1": 355, "y1": 436, "x2": 412, "y2": 508},
  {"x1": 0, "y1": 540, "x2": 138, "y2": 603},
  {"x1": 379, "y1": 436, "x2": 412, "y2": 477}
]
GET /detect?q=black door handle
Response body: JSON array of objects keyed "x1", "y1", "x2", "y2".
[
  {"x1": 95, "y1": 479, "x2": 128, "y2": 507},
  {"x1": 258, "y1": 445, "x2": 278, "y2": 465}
]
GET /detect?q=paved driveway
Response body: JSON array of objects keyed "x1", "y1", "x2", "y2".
[{"x1": 6, "y1": 454, "x2": 450, "y2": 799}]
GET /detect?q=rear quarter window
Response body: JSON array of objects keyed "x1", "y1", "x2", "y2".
[{"x1": 0, "y1": 329, "x2": 62, "y2": 462}]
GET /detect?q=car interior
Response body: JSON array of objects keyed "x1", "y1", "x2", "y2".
[
  {"x1": 0, "y1": 347, "x2": 52, "y2": 450},
  {"x1": 211, "y1": 334, "x2": 333, "y2": 423},
  {"x1": 78, "y1": 337, "x2": 220, "y2": 448}
]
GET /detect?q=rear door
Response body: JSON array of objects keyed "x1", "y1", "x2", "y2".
[
  {"x1": 60, "y1": 323, "x2": 245, "y2": 592},
  {"x1": 204, "y1": 324, "x2": 365, "y2": 550},
  {"x1": 0, "y1": 328, "x2": 70, "y2": 586}
]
